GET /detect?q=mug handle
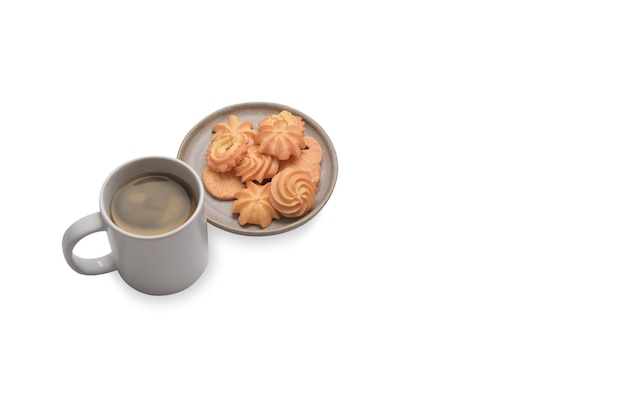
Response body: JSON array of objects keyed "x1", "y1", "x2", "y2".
[{"x1": 62, "y1": 212, "x2": 116, "y2": 275}]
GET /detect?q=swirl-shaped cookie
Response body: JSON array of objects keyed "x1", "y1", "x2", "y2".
[
  {"x1": 232, "y1": 182, "x2": 280, "y2": 228},
  {"x1": 206, "y1": 132, "x2": 249, "y2": 173},
  {"x1": 269, "y1": 167, "x2": 317, "y2": 218},
  {"x1": 234, "y1": 145, "x2": 280, "y2": 183},
  {"x1": 255, "y1": 121, "x2": 305, "y2": 160}
]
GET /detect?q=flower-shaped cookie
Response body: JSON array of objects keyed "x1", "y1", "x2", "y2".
[
  {"x1": 269, "y1": 167, "x2": 317, "y2": 218},
  {"x1": 259, "y1": 110, "x2": 306, "y2": 133},
  {"x1": 255, "y1": 121, "x2": 305, "y2": 160},
  {"x1": 232, "y1": 182, "x2": 280, "y2": 228},
  {"x1": 212, "y1": 115, "x2": 257, "y2": 141},
  {"x1": 206, "y1": 131, "x2": 249, "y2": 172}
]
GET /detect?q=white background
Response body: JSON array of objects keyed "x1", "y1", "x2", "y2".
[{"x1": 1, "y1": 1, "x2": 625, "y2": 416}]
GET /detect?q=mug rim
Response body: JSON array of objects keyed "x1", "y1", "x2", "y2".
[{"x1": 99, "y1": 155, "x2": 205, "y2": 240}]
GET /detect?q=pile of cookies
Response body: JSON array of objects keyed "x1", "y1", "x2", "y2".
[{"x1": 202, "y1": 110, "x2": 323, "y2": 228}]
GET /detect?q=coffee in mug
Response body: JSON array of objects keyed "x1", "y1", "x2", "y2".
[{"x1": 109, "y1": 172, "x2": 198, "y2": 236}]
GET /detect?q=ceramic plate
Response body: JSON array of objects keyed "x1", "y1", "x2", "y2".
[{"x1": 177, "y1": 102, "x2": 338, "y2": 236}]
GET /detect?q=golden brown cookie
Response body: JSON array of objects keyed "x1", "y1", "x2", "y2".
[
  {"x1": 234, "y1": 145, "x2": 280, "y2": 183},
  {"x1": 278, "y1": 136, "x2": 323, "y2": 184},
  {"x1": 258, "y1": 110, "x2": 306, "y2": 133},
  {"x1": 205, "y1": 131, "x2": 249, "y2": 173},
  {"x1": 212, "y1": 115, "x2": 257, "y2": 141},
  {"x1": 254, "y1": 121, "x2": 305, "y2": 160},
  {"x1": 202, "y1": 164, "x2": 245, "y2": 200},
  {"x1": 232, "y1": 182, "x2": 281, "y2": 228},
  {"x1": 269, "y1": 167, "x2": 317, "y2": 218}
]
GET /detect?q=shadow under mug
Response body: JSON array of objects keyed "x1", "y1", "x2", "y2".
[{"x1": 62, "y1": 156, "x2": 208, "y2": 295}]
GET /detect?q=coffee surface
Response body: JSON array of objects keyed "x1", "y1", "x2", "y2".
[{"x1": 110, "y1": 172, "x2": 197, "y2": 236}]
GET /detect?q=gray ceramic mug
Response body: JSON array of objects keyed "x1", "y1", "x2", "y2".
[{"x1": 62, "y1": 156, "x2": 208, "y2": 295}]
